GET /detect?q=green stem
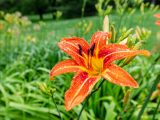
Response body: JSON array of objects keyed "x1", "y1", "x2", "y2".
[
  {"x1": 116, "y1": 0, "x2": 129, "y2": 40},
  {"x1": 152, "y1": 99, "x2": 160, "y2": 120},
  {"x1": 81, "y1": 0, "x2": 87, "y2": 18},
  {"x1": 136, "y1": 74, "x2": 160, "y2": 120},
  {"x1": 77, "y1": 79, "x2": 105, "y2": 120},
  {"x1": 51, "y1": 91, "x2": 62, "y2": 120},
  {"x1": 139, "y1": 54, "x2": 160, "y2": 85}
]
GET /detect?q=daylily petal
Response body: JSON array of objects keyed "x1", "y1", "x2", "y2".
[
  {"x1": 90, "y1": 31, "x2": 111, "y2": 56},
  {"x1": 50, "y1": 59, "x2": 79, "y2": 80},
  {"x1": 99, "y1": 44, "x2": 129, "y2": 58},
  {"x1": 58, "y1": 37, "x2": 89, "y2": 66},
  {"x1": 65, "y1": 72, "x2": 100, "y2": 111},
  {"x1": 99, "y1": 44, "x2": 150, "y2": 66},
  {"x1": 156, "y1": 20, "x2": 160, "y2": 26},
  {"x1": 102, "y1": 64, "x2": 138, "y2": 88},
  {"x1": 104, "y1": 50, "x2": 150, "y2": 66},
  {"x1": 154, "y1": 14, "x2": 160, "y2": 18}
]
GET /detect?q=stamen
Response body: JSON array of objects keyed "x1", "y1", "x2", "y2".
[
  {"x1": 78, "y1": 44, "x2": 82, "y2": 56},
  {"x1": 87, "y1": 43, "x2": 96, "y2": 68},
  {"x1": 90, "y1": 43, "x2": 95, "y2": 56},
  {"x1": 87, "y1": 49, "x2": 90, "y2": 55}
]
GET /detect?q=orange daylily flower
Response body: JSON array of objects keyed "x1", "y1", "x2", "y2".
[
  {"x1": 155, "y1": 21, "x2": 160, "y2": 26},
  {"x1": 50, "y1": 31, "x2": 150, "y2": 111},
  {"x1": 154, "y1": 13, "x2": 160, "y2": 26},
  {"x1": 154, "y1": 14, "x2": 160, "y2": 18}
]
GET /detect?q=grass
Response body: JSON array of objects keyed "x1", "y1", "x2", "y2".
[{"x1": 0, "y1": 9, "x2": 160, "y2": 120}]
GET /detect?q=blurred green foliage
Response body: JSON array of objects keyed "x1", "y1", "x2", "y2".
[{"x1": 0, "y1": 0, "x2": 159, "y2": 20}]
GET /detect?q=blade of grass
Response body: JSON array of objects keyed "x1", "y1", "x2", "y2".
[
  {"x1": 51, "y1": 90, "x2": 62, "y2": 120},
  {"x1": 152, "y1": 99, "x2": 160, "y2": 120},
  {"x1": 137, "y1": 74, "x2": 160, "y2": 120}
]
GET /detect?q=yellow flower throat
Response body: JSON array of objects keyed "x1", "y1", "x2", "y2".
[{"x1": 79, "y1": 43, "x2": 104, "y2": 76}]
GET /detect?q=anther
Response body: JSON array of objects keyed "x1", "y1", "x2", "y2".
[
  {"x1": 90, "y1": 43, "x2": 95, "y2": 56},
  {"x1": 87, "y1": 49, "x2": 90, "y2": 55},
  {"x1": 78, "y1": 44, "x2": 82, "y2": 56}
]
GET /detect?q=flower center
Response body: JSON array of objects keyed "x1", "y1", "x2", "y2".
[
  {"x1": 91, "y1": 57, "x2": 104, "y2": 74},
  {"x1": 78, "y1": 43, "x2": 104, "y2": 76}
]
